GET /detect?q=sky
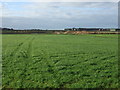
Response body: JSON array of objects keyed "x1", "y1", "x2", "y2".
[{"x1": 0, "y1": 1, "x2": 118, "y2": 30}]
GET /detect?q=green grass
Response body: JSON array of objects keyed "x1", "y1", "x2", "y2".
[{"x1": 2, "y1": 34, "x2": 118, "y2": 88}]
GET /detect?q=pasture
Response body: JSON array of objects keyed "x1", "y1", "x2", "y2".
[{"x1": 2, "y1": 34, "x2": 118, "y2": 88}]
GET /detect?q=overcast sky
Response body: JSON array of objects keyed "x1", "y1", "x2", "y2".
[{"x1": 1, "y1": 2, "x2": 118, "y2": 30}]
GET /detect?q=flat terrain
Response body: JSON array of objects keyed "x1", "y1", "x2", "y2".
[{"x1": 2, "y1": 34, "x2": 118, "y2": 88}]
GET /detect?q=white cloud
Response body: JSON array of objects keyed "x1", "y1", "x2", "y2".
[
  {"x1": 1, "y1": 2, "x2": 118, "y2": 29},
  {"x1": 1, "y1": 0, "x2": 120, "y2": 2},
  {"x1": 15, "y1": 2, "x2": 117, "y2": 18},
  {"x1": 0, "y1": 3, "x2": 2, "y2": 26}
]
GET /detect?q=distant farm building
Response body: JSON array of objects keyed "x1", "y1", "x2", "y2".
[
  {"x1": 64, "y1": 28, "x2": 120, "y2": 32},
  {"x1": 64, "y1": 28, "x2": 112, "y2": 31}
]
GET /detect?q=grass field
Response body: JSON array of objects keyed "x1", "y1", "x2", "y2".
[{"x1": 2, "y1": 34, "x2": 118, "y2": 88}]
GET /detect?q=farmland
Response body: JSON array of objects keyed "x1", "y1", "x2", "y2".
[{"x1": 2, "y1": 34, "x2": 118, "y2": 88}]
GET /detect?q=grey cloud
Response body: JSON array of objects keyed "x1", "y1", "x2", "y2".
[
  {"x1": 2, "y1": 12, "x2": 117, "y2": 29},
  {"x1": 2, "y1": 2, "x2": 118, "y2": 29}
]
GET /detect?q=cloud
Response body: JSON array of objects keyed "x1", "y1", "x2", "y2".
[
  {"x1": 1, "y1": 2, "x2": 118, "y2": 29},
  {"x1": 2, "y1": 12, "x2": 117, "y2": 29},
  {"x1": 1, "y1": 0, "x2": 119, "y2": 2},
  {"x1": 2, "y1": 2, "x2": 117, "y2": 18}
]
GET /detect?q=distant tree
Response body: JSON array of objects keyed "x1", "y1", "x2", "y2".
[{"x1": 2, "y1": 28, "x2": 14, "y2": 31}]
